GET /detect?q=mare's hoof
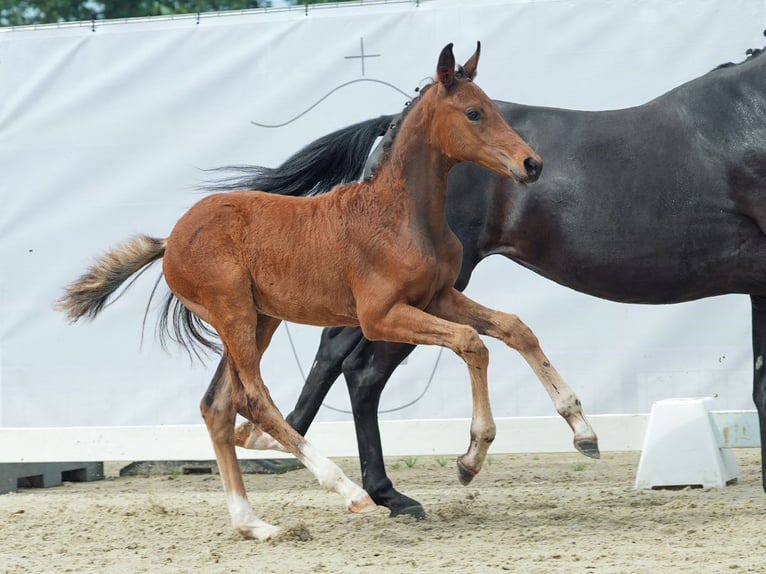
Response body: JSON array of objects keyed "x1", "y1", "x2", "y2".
[
  {"x1": 375, "y1": 490, "x2": 426, "y2": 520},
  {"x1": 389, "y1": 503, "x2": 426, "y2": 520},
  {"x1": 348, "y1": 494, "x2": 377, "y2": 514},
  {"x1": 575, "y1": 438, "x2": 600, "y2": 459},
  {"x1": 456, "y1": 460, "x2": 477, "y2": 486}
]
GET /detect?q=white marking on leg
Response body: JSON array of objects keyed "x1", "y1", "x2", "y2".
[
  {"x1": 226, "y1": 493, "x2": 281, "y2": 541},
  {"x1": 298, "y1": 441, "x2": 376, "y2": 513},
  {"x1": 757, "y1": 355, "x2": 763, "y2": 371}
]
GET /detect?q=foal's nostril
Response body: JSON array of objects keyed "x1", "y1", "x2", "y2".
[{"x1": 523, "y1": 157, "x2": 542, "y2": 181}]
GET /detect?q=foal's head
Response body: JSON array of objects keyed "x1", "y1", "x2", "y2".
[{"x1": 421, "y1": 42, "x2": 542, "y2": 184}]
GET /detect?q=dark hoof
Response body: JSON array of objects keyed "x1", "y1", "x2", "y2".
[
  {"x1": 373, "y1": 490, "x2": 425, "y2": 520},
  {"x1": 456, "y1": 460, "x2": 476, "y2": 486},
  {"x1": 575, "y1": 439, "x2": 601, "y2": 459},
  {"x1": 389, "y1": 504, "x2": 426, "y2": 520}
]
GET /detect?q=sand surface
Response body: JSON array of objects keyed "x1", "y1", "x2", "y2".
[{"x1": 1, "y1": 450, "x2": 765, "y2": 573}]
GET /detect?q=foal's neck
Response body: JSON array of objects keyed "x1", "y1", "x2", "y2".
[{"x1": 373, "y1": 104, "x2": 456, "y2": 238}]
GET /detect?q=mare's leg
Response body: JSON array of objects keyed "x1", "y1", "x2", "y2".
[
  {"x1": 358, "y1": 302, "x2": 494, "y2": 486},
  {"x1": 287, "y1": 327, "x2": 366, "y2": 433},
  {"x1": 287, "y1": 327, "x2": 427, "y2": 516},
  {"x1": 750, "y1": 295, "x2": 766, "y2": 492},
  {"x1": 234, "y1": 326, "x2": 364, "y2": 451},
  {"x1": 427, "y1": 289, "x2": 599, "y2": 468},
  {"x1": 200, "y1": 356, "x2": 281, "y2": 540},
  {"x1": 341, "y1": 338, "x2": 425, "y2": 518}
]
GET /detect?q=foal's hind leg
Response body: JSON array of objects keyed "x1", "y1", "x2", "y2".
[
  {"x1": 206, "y1": 356, "x2": 288, "y2": 453},
  {"x1": 428, "y1": 289, "x2": 599, "y2": 463},
  {"x1": 231, "y1": 326, "x2": 425, "y2": 518},
  {"x1": 212, "y1": 308, "x2": 375, "y2": 518},
  {"x1": 200, "y1": 357, "x2": 282, "y2": 541},
  {"x1": 233, "y1": 326, "x2": 362, "y2": 452}
]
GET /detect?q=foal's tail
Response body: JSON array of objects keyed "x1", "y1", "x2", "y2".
[
  {"x1": 203, "y1": 114, "x2": 395, "y2": 196},
  {"x1": 56, "y1": 235, "x2": 167, "y2": 322}
]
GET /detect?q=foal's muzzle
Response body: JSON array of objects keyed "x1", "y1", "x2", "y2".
[{"x1": 522, "y1": 156, "x2": 542, "y2": 183}]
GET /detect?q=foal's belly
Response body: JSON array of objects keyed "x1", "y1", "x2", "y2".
[{"x1": 251, "y1": 278, "x2": 360, "y2": 327}]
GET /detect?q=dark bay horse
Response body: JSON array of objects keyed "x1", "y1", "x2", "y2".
[
  {"x1": 57, "y1": 43, "x2": 578, "y2": 539},
  {"x1": 217, "y1": 44, "x2": 766, "y2": 518}
]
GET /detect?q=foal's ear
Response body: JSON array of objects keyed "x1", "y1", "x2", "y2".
[
  {"x1": 461, "y1": 41, "x2": 481, "y2": 80},
  {"x1": 437, "y1": 43, "x2": 456, "y2": 89}
]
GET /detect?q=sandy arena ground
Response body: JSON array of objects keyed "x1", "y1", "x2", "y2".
[{"x1": 1, "y1": 450, "x2": 765, "y2": 573}]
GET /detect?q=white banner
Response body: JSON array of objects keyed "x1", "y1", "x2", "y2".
[{"x1": 1, "y1": 0, "x2": 764, "y2": 428}]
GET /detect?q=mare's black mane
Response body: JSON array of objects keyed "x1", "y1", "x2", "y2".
[
  {"x1": 201, "y1": 80, "x2": 443, "y2": 198},
  {"x1": 200, "y1": 114, "x2": 392, "y2": 197}
]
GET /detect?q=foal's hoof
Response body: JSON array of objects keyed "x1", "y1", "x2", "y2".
[
  {"x1": 348, "y1": 493, "x2": 377, "y2": 514},
  {"x1": 456, "y1": 460, "x2": 477, "y2": 486},
  {"x1": 237, "y1": 523, "x2": 282, "y2": 542},
  {"x1": 575, "y1": 438, "x2": 600, "y2": 459}
]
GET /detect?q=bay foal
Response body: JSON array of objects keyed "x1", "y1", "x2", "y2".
[{"x1": 58, "y1": 43, "x2": 588, "y2": 539}]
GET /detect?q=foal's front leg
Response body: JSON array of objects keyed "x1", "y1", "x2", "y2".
[
  {"x1": 428, "y1": 289, "x2": 600, "y2": 459},
  {"x1": 359, "y1": 302, "x2": 496, "y2": 485}
]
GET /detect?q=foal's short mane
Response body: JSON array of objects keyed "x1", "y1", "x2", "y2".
[{"x1": 364, "y1": 81, "x2": 433, "y2": 181}]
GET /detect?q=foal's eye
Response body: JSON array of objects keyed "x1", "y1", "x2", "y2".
[{"x1": 465, "y1": 109, "x2": 481, "y2": 121}]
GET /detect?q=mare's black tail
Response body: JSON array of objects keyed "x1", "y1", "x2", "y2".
[{"x1": 204, "y1": 115, "x2": 395, "y2": 197}]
